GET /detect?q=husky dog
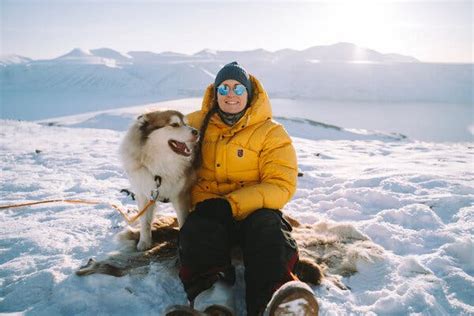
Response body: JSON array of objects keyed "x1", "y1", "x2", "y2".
[{"x1": 119, "y1": 110, "x2": 199, "y2": 251}]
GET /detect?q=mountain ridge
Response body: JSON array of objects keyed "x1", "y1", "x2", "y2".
[
  {"x1": 1, "y1": 43, "x2": 472, "y2": 120},
  {"x1": 2, "y1": 42, "x2": 419, "y2": 64}
]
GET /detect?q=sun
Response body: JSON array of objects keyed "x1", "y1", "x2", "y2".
[{"x1": 322, "y1": 1, "x2": 398, "y2": 54}]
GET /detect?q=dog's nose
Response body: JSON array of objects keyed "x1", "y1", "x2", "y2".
[{"x1": 191, "y1": 129, "x2": 199, "y2": 136}]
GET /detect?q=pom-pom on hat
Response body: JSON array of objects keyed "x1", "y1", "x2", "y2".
[{"x1": 214, "y1": 61, "x2": 252, "y2": 102}]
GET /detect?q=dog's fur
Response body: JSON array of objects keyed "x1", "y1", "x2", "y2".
[
  {"x1": 76, "y1": 215, "x2": 385, "y2": 291},
  {"x1": 119, "y1": 110, "x2": 199, "y2": 251}
]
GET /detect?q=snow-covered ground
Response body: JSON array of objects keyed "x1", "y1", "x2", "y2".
[{"x1": 0, "y1": 100, "x2": 473, "y2": 315}]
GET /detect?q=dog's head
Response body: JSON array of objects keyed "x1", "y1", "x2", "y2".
[{"x1": 136, "y1": 110, "x2": 199, "y2": 158}]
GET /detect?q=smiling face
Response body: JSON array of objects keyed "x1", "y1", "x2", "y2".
[{"x1": 216, "y1": 79, "x2": 248, "y2": 114}]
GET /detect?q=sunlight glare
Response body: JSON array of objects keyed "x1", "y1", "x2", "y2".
[{"x1": 324, "y1": 1, "x2": 396, "y2": 60}]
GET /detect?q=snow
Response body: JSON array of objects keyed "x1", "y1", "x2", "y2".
[
  {"x1": 52, "y1": 48, "x2": 119, "y2": 67},
  {"x1": 90, "y1": 48, "x2": 133, "y2": 64},
  {"x1": 0, "y1": 99, "x2": 472, "y2": 315},
  {"x1": 0, "y1": 55, "x2": 32, "y2": 67},
  {"x1": 194, "y1": 49, "x2": 218, "y2": 57},
  {"x1": 1, "y1": 43, "x2": 472, "y2": 124}
]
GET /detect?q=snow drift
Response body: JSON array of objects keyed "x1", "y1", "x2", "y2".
[{"x1": 0, "y1": 100, "x2": 472, "y2": 315}]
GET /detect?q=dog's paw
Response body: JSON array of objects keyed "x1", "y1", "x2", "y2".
[{"x1": 137, "y1": 238, "x2": 152, "y2": 251}]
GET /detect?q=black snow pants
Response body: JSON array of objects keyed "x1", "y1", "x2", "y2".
[{"x1": 178, "y1": 198, "x2": 299, "y2": 316}]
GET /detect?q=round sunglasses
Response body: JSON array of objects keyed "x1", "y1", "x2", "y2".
[{"x1": 217, "y1": 84, "x2": 247, "y2": 96}]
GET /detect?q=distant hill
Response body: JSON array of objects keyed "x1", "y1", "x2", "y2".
[
  {"x1": 35, "y1": 98, "x2": 407, "y2": 141},
  {"x1": 1, "y1": 43, "x2": 472, "y2": 120},
  {"x1": 0, "y1": 54, "x2": 33, "y2": 66}
]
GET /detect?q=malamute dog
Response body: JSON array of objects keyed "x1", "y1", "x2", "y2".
[{"x1": 119, "y1": 110, "x2": 199, "y2": 251}]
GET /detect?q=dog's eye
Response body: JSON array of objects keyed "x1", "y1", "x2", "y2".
[{"x1": 171, "y1": 123, "x2": 180, "y2": 128}]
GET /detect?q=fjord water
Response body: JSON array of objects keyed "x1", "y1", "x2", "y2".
[{"x1": 272, "y1": 99, "x2": 473, "y2": 142}]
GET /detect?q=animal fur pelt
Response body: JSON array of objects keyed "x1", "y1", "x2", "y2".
[{"x1": 76, "y1": 215, "x2": 384, "y2": 290}]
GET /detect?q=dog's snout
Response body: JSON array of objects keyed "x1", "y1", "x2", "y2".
[{"x1": 191, "y1": 129, "x2": 199, "y2": 136}]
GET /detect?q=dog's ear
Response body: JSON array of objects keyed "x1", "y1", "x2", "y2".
[
  {"x1": 137, "y1": 114, "x2": 146, "y2": 122},
  {"x1": 137, "y1": 115, "x2": 149, "y2": 129},
  {"x1": 137, "y1": 115, "x2": 150, "y2": 138}
]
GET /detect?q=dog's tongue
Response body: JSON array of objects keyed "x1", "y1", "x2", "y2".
[
  {"x1": 169, "y1": 140, "x2": 191, "y2": 156},
  {"x1": 175, "y1": 141, "x2": 187, "y2": 152}
]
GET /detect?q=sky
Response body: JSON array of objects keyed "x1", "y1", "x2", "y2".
[{"x1": 1, "y1": 0, "x2": 472, "y2": 63}]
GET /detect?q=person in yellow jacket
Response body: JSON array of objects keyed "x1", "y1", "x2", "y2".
[{"x1": 167, "y1": 62, "x2": 318, "y2": 316}]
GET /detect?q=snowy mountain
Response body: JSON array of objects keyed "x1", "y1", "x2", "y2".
[
  {"x1": 55, "y1": 48, "x2": 95, "y2": 59},
  {"x1": 90, "y1": 48, "x2": 133, "y2": 64},
  {"x1": 51, "y1": 48, "x2": 119, "y2": 67},
  {"x1": 1, "y1": 43, "x2": 472, "y2": 121},
  {"x1": 0, "y1": 99, "x2": 472, "y2": 315},
  {"x1": 192, "y1": 43, "x2": 418, "y2": 63},
  {"x1": 277, "y1": 42, "x2": 418, "y2": 63},
  {"x1": 0, "y1": 54, "x2": 32, "y2": 66}
]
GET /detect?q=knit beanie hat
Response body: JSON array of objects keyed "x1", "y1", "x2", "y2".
[{"x1": 214, "y1": 61, "x2": 252, "y2": 103}]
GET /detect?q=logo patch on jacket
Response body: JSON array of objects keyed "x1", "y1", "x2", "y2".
[{"x1": 237, "y1": 149, "x2": 244, "y2": 157}]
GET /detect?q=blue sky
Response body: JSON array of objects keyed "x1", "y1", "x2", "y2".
[{"x1": 1, "y1": 0, "x2": 472, "y2": 63}]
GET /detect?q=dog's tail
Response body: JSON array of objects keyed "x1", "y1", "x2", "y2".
[{"x1": 295, "y1": 257, "x2": 349, "y2": 290}]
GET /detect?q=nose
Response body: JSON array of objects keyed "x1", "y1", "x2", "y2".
[
  {"x1": 227, "y1": 88, "x2": 239, "y2": 97},
  {"x1": 191, "y1": 128, "x2": 199, "y2": 136}
]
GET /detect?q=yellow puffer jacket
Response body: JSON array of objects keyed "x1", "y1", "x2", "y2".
[{"x1": 187, "y1": 75, "x2": 298, "y2": 220}]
